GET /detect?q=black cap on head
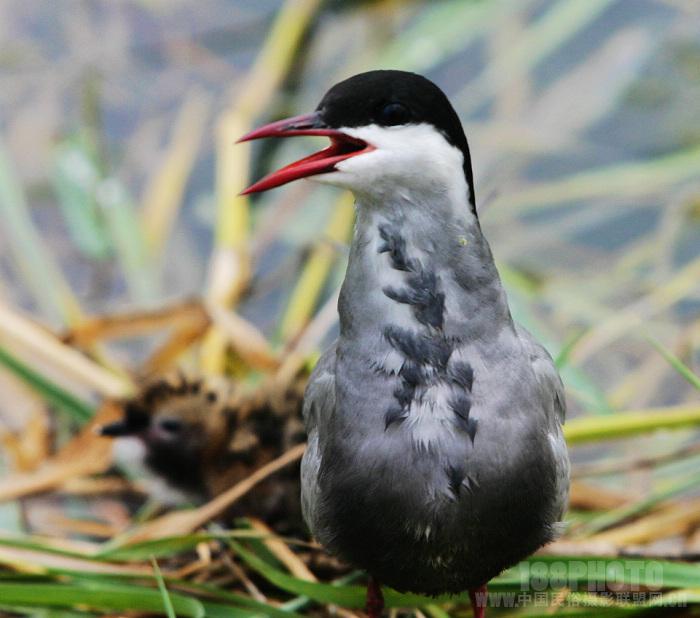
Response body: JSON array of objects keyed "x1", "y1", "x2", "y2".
[{"x1": 316, "y1": 70, "x2": 475, "y2": 207}]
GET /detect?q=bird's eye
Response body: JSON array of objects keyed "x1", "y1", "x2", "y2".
[
  {"x1": 377, "y1": 102, "x2": 411, "y2": 126},
  {"x1": 158, "y1": 418, "x2": 183, "y2": 433}
]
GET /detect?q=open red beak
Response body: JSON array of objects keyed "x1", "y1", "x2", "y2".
[{"x1": 238, "y1": 112, "x2": 372, "y2": 194}]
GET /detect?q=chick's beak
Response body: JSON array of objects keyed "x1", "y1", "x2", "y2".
[
  {"x1": 238, "y1": 111, "x2": 371, "y2": 194},
  {"x1": 98, "y1": 420, "x2": 134, "y2": 437},
  {"x1": 98, "y1": 403, "x2": 150, "y2": 438}
]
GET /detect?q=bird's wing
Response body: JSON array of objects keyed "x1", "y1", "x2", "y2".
[
  {"x1": 300, "y1": 343, "x2": 337, "y2": 536},
  {"x1": 516, "y1": 325, "x2": 570, "y2": 523},
  {"x1": 516, "y1": 325, "x2": 566, "y2": 425},
  {"x1": 302, "y1": 341, "x2": 337, "y2": 433}
]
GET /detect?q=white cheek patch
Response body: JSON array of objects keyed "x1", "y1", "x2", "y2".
[
  {"x1": 316, "y1": 123, "x2": 468, "y2": 204},
  {"x1": 112, "y1": 437, "x2": 147, "y2": 470}
]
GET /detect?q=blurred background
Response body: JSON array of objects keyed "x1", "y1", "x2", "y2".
[{"x1": 0, "y1": 1, "x2": 699, "y2": 616}]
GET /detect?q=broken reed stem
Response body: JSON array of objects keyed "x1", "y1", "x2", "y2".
[
  {"x1": 222, "y1": 552, "x2": 267, "y2": 602},
  {"x1": 143, "y1": 322, "x2": 211, "y2": 376},
  {"x1": 247, "y1": 518, "x2": 316, "y2": 581},
  {"x1": 118, "y1": 443, "x2": 306, "y2": 545},
  {"x1": 589, "y1": 497, "x2": 700, "y2": 545},
  {"x1": 202, "y1": 0, "x2": 324, "y2": 374},
  {"x1": 568, "y1": 481, "x2": 638, "y2": 511},
  {"x1": 206, "y1": 302, "x2": 279, "y2": 371},
  {"x1": 0, "y1": 402, "x2": 122, "y2": 503},
  {"x1": 63, "y1": 300, "x2": 208, "y2": 347},
  {"x1": 274, "y1": 287, "x2": 340, "y2": 389},
  {"x1": 0, "y1": 300, "x2": 134, "y2": 399}
]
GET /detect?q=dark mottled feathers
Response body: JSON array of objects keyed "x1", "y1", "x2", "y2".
[
  {"x1": 379, "y1": 223, "x2": 478, "y2": 444},
  {"x1": 384, "y1": 406, "x2": 409, "y2": 430},
  {"x1": 378, "y1": 224, "x2": 416, "y2": 271},
  {"x1": 379, "y1": 224, "x2": 445, "y2": 329},
  {"x1": 382, "y1": 325, "x2": 478, "y2": 445},
  {"x1": 446, "y1": 464, "x2": 465, "y2": 497},
  {"x1": 383, "y1": 326, "x2": 452, "y2": 370},
  {"x1": 448, "y1": 361, "x2": 474, "y2": 391},
  {"x1": 449, "y1": 393, "x2": 477, "y2": 443}
]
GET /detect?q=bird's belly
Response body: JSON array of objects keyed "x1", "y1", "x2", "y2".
[
  {"x1": 313, "y1": 337, "x2": 566, "y2": 594},
  {"x1": 313, "y1": 431, "x2": 562, "y2": 595},
  {"x1": 315, "y1": 483, "x2": 506, "y2": 594}
]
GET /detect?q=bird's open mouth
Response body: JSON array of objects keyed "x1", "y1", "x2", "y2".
[{"x1": 238, "y1": 112, "x2": 373, "y2": 194}]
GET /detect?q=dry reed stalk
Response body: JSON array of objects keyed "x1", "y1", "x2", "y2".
[
  {"x1": 63, "y1": 300, "x2": 208, "y2": 347},
  {"x1": 0, "y1": 300, "x2": 133, "y2": 398},
  {"x1": 279, "y1": 193, "x2": 354, "y2": 342},
  {"x1": 569, "y1": 481, "x2": 640, "y2": 511},
  {"x1": 0, "y1": 402, "x2": 121, "y2": 502},
  {"x1": 590, "y1": 498, "x2": 700, "y2": 545},
  {"x1": 116, "y1": 443, "x2": 305, "y2": 545},
  {"x1": 202, "y1": 0, "x2": 324, "y2": 374},
  {"x1": 141, "y1": 90, "x2": 211, "y2": 255}
]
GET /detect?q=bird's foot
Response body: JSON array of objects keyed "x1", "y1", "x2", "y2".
[
  {"x1": 469, "y1": 584, "x2": 487, "y2": 618},
  {"x1": 366, "y1": 577, "x2": 384, "y2": 618}
]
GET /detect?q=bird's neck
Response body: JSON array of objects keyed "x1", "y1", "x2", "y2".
[{"x1": 338, "y1": 189, "x2": 513, "y2": 343}]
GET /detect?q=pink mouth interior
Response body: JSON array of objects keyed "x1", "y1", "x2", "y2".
[{"x1": 241, "y1": 133, "x2": 372, "y2": 195}]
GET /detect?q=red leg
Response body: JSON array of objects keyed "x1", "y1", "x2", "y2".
[
  {"x1": 469, "y1": 584, "x2": 487, "y2": 618},
  {"x1": 366, "y1": 577, "x2": 384, "y2": 618}
]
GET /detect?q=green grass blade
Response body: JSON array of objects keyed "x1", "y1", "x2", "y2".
[
  {"x1": 0, "y1": 536, "x2": 99, "y2": 560},
  {"x1": 96, "y1": 179, "x2": 158, "y2": 303},
  {"x1": 492, "y1": 144, "x2": 700, "y2": 216},
  {"x1": 0, "y1": 345, "x2": 94, "y2": 424},
  {"x1": 279, "y1": 571, "x2": 363, "y2": 612},
  {"x1": 500, "y1": 264, "x2": 613, "y2": 414},
  {"x1": 44, "y1": 574, "x2": 304, "y2": 618},
  {"x1": 647, "y1": 336, "x2": 700, "y2": 391},
  {"x1": 0, "y1": 605, "x2": 92, "y2": 618},
  {"x1": 574, "y1": 468, "x2": 700, "y2": 537},
  {"x1": 53, "y1": 129, "x2": 156, "y2": 302},
  {"x1": 498, "y1": 555, "x2": 700, "y2": 590},
  {"x1": 52, "y1": 134, "x2": 112, "y2": 260},
  {"x1": 424, "y1": 604, "x2": 451, "y2": 618},
  {"x1": 0, "y1": 137, "x2": 80, "y2": 324},
  {"x1": 95, "y1": 530, "x2": 266, "y2": 561},
  {"x1": 231, "y1": 539, "x2": 700, "y2": 611},
  {"x1": 184, "y1": 580, "x2": 306, "y2": 618},
  {"x1": 0, "y1": 583, "x2": 204, "y2": 618},
  {"x1": 198, "y1": 601, "x2": 272, "y2": 618},
  {"x1": 229, "y1": 539, "x2": 468, "y2": 608},
  {"x1": 555, "y1": 330, "x2": 588, "y2": 369},
  {"x1": 151, "y1": 557, "x2": 176, "y2": 618}
]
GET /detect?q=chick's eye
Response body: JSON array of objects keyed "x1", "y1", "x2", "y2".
[
  {"x1": 378, "y1": 102, "x2": 410, "y2": 126},
  {"x1": 158, "y1": 418, "x2": 183, "y2": 433}
]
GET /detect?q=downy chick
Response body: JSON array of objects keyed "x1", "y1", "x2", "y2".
[{"x1": 99, "y1": 374, "x2": 305, "y2": 531}]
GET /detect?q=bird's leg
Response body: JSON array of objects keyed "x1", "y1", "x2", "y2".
[
  {"x1": 469, "y1": 584, "x2": 488, "y2": 618},
  {"x1": 366, "y1": 577, "x2": 384, "y2": 618}
]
